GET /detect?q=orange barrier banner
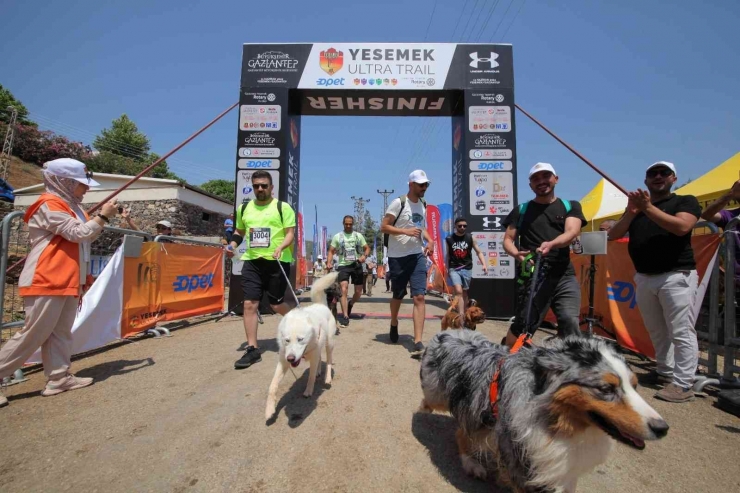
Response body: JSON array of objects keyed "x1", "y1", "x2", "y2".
[
  {"x1": 545, "y1": 235, "x2": 721, "y2": 358},
  {"x1": 122, "y1": 243, "x2": 224, "y2": 337},
  {"x1": 427, "y1": 262, "x2": 453, "y2": 294}
]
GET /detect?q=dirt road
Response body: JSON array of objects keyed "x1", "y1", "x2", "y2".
[{"x1": 1, "y1": 293, "x2": 738, "y2": 492}]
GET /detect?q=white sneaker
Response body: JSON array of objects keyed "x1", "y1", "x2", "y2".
[
  {"x1": 41, "y1": 374, "x2": 93, "y2": 397},
  {"x1": 0, "y1": 392, "x2": 7, "y2": 408}
]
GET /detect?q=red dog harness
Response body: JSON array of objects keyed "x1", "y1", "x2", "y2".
[{"x1": 489, "y1": 333, "x2": 532, "y2": 419}]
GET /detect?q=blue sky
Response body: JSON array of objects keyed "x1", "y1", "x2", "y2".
[{"x1": 2, "y1": 0, "x2": 738, "y2": 234}]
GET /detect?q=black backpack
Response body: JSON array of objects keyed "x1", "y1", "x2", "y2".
[{"x1": 383, "y1": 195, "x2": 427, "y2": 248}]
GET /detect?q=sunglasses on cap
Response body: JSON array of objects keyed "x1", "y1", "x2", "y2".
[{"x1": 646, "y1": 168, "x2": 674, "y2": 178}]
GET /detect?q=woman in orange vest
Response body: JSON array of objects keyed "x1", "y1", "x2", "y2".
[{"x1": 0, "y1": 158, "x2": 119, "y2": 408}]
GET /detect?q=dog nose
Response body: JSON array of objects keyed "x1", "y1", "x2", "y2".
[
  {"x1": 648, "y1": 418, "x2": 669, "y2": 438},
  {"x1": 286, "y1": 355, "x2": 295, "y2": 362}
]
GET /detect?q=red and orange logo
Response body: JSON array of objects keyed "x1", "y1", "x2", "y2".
[{"x1": 319, "y1": 48, "x2": 344, "y2": 75}]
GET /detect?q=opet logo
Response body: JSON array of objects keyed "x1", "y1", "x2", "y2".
[
  {"x1": 607, "y1": 281, "x2": 637, "y2": 309},
  {"x1": 173, "y1": 273, "x2": 215, "y2": 293}
]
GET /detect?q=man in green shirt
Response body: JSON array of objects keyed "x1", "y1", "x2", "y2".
[
  {"x1": 326, "y1": 215, "x2": 371, "y2": 327},
  {"x1": 225, "y1": 171, "x2": 296, "y2": 370}
]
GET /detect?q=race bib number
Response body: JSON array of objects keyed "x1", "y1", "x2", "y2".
[
  {"x1": 345, "y1": 249, "x2": 357, "y2": 261},
  {"x1": 250, "y1": 228, "x2": 271, "y2": 248}
]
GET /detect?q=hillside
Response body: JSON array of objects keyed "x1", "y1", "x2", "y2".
[{"x1": 5, "y1": 156, "x2": 43, "y2": 189}]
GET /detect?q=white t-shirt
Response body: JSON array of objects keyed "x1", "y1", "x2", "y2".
[{"x1": 385, "y1": 197, "x2": 426, "y2": 258}]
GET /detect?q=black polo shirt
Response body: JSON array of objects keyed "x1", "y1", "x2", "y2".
[
  {"x1": 503, "y1": 198, "x2": 587, "y2": 275},
  {"x1": 627, "y1": 194, "x2": 702, "y2": 274}
]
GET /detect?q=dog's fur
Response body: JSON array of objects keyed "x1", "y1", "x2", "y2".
[
  {"x1": 419, "y1": 331, "x2": 669, "y2": 493},
  {"x1": 265, "y1": 272, "x2": 338, "y2": 420},
  {"x1": 440, "y1": 297, "x2": 486, "y2": 331}
]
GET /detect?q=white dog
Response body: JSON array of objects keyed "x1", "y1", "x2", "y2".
[{"x1": 265, "y1": 271, "x2": 338, "y2": 420}]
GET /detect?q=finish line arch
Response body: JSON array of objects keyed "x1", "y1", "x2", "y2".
[{"x1": 233, "y1": 43, "x2": 518, "y2": 318}]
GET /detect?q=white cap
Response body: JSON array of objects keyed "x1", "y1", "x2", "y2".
[
  {"x1": 408, "y1": 169, "x2": 430, "y2": 184},
  {"x1": 528, "y1": 162, "x2": 557, "y2": 178},
  {"x1": 156, "y1": 220, "x2": 173, "y2": 229},
  {"x1": 317, "y1": 255, "x2": 323, "y2": 260},
  {"x1": 43, "y1": 158, "x2": 100, "y2": 187},
  {"x1": 646, "y1": 161, "x2": 676, "y2": 174}
]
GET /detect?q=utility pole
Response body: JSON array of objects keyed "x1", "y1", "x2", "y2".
[
  {"x1": 1, "y1": 106, "x2": 19, "y2": 182},
  {"x1": 350, "y1": 196, "x2": 370, "y2": 230},
  {"x1": 377, "y1": 189, "x2": 394, "y2": 261}
]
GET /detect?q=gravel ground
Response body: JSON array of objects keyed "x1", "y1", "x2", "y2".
[{"x1": 1, "y1": 292, "x2": 738, "y2": 493}]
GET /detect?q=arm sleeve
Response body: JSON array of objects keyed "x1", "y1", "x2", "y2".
[
  {"x1": 567, "y1": 200, "x2": 588, "y2": 228},
  {"x1": 502, "y1": 207, "x2": 519, "y2": 229},
  {"x1": 358, "y1": 234, "x2": 368, "y2": 247},
  {"x1": 676, "y1": 196, "x2": 702, "y2": 218},
  {"x1": 330, "y1": 233, "x2": 340, "y2": 249},
  {"x1": 385, "y1": 198, "x2": 402, "y2": 218},
  {"x1": 282, "y1": 203, "x2": 297, "y2": 228},
  {"x1": 35, "y1": 203, "x2": 103, "y2": 243}
]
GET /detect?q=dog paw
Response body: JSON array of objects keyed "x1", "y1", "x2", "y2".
[
  {"x1": 417, "y1": 399, "x2": 433, "y2": 413},
  {"x1": 265, "y1": 404, "x2": 276, "y2": 420},
  {"x1": 461, "y1": 456, "x2": 487, "y2": 480},
  {"x1": 303, "y1": 391, "x2": 313, "y2": 398}
]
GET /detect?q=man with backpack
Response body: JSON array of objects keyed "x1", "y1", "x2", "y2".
[
  {"x1": 327, "y1": 215, "x2": 371, "y2": 327},
  {"x1": 225, "y1": 171, "x2": 296, "y2": 370},
  {"x1": 502, "y1": 162, "x2": 587, "y2": 347},
  {"x1": 380, "y1": 170, "x2": 435, "y2": 358}
]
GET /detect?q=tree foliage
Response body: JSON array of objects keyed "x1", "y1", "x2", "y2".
[
  {"x1": 359, "y1": 210, "x2": 381, "y2": 258},
  {"x1": 0, "y1": 84, "x2": 36, "y2": 127},
  {"x1": 0, "y1": 122, "x2": 87, "y2": 165},
  {"x1": 200, "y1": 179, "x2": 235, "y2": 203}
]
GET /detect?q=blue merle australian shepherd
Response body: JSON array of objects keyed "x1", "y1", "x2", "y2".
[{"x1": 419, "y1": 330, "x2": 669, "y2": 493}]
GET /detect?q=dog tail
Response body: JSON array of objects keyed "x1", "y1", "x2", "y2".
[{"x1": 310, "y1": 271, "x2": 339, "y2": 306}]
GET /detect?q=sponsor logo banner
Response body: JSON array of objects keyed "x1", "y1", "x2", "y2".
[
  {"x1": 470, "y1": 231, "x2": 512, "y2": 279},
  {"x1": 237, "y1": 159, "x2": 280, "y2": 169},
  {"x1": 469, "y1": 149, "x2": 512, "y2": 159},
  {"x1": 473, "y1": 133, "x2": 507, "y2": 148},
  {"x1": 469, "y1": 172, "x2": 513, "y2": 215},
  {"x1": 122, "y1": 243, "x2": 224, "y2": 337},
  {"x1": 469, "y1": 160, "x2": 512, "y2": 171},
  {"x1": 300, "y1": 90, "x2": 461, "y2": 116},
  {"x1": 238, "y1": 147, "x2": 281, "y2": 158},
  {"x1": 298, "y1": 44, "x2": 457, "y2": 90},
  {"x1": 241, "y1": 132, "x2": 276, "y2": 147},
  {"x1": 468, "y1": 106, "x2": 511, "y2": 132},
  {"x1": 239, "y1": 105, "x2": 282, "y2": 131}
]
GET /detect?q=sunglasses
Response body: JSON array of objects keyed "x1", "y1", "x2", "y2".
[
  {"x1": 416, "y1": 182, "x2": 430, "y2": 188},
  {"x1": 456, "y1": 224, "x2": 468, "y2": 229},
  {"x1": 646, "y1": 168, "x2": 674, "y2": 178},
  {"x1": 253, "y1": 183, "x2": 270, "y2": 189},
  {"x1": 85, "y1": 171, "x2": 94, "y2": 180}
]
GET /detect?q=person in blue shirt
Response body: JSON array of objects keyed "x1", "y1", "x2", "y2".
[{"x1": 224, "y1": 213, "x2": 234, "y2": 242}]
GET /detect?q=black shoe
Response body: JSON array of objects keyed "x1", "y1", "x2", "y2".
[
  {"x1": 347, "y1": 300, "x2": 355, "y2": 318},
  {"x1": 389, "y1": 324, "x2": 399, "y2": 343},
  {"x1": 337, "y1": 315, "x2": 349, "y2": 327},
  {"x1": 410, "y1": 342, "x2": 425, "y2": 358},
  {"x1": 235, "y1": 346, "x2": 261, "y2": 369}
]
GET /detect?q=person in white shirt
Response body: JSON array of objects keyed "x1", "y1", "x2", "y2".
[
  {"x1": 380, "y1": 170, "x2": 434, "y2": 358},
  {"x1": 313, "y1": 255, "x2": 324, "y2": 276}
]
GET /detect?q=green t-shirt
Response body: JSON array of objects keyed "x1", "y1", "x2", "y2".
[
  {"x1": 236, "y1": 199, "x2": 296, "y2": 263},
  {"x1": 330, "y1": 231, "x2": 367, "y2": 267}
]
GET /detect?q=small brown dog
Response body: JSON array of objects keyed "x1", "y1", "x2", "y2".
[{"x1": 440, "y1": 297, "x2": 486, "y2": 331}]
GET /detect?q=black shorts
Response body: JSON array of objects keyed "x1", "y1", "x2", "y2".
[
  {"x1": 240, "y1": 258, "x2": 290, "y2": 304},
  {"x1": 337, "y1": 262, "x2": 364, "y2": 285}
]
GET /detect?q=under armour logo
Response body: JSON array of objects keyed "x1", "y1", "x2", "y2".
[
  {"x1": 482, "y1": 217, "x2": 501, "y2": 228},
  {"x1": 469, "y1": 52, "x2": 499, "y2": 69}
]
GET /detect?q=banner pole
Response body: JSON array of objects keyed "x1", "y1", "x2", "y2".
[
  {"x1": 514, "y1": 104, "x2": 629, "y2": 196},
  {"x1": 6, "y1": 102, "x2": 238, "y2": 275}
]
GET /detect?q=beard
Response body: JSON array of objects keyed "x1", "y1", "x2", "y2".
[{"x1": 255, "y1": 190, "x2": 269, "y2": 201}]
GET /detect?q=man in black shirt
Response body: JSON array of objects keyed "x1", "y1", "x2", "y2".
[
  {"x1": 445, "y1": 217, "x2": 487, "y2": 324},
  {"x1": 502, "y1": 162, "x2": 587, "y2": 347},
  {"x1": 608, "y1": 161, "x2": 701, "y2": 403}
]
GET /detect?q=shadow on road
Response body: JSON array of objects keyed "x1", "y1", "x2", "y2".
[
  {"x1": 411, "y1": 412, "x2": 511, "y2": 493},
  {"x1": 373, "y1": 333, "x2": 417, "y2": 353},
  {"x1": 265, "y1": 362, "x2": 332, "y2": 429},
  {"x1": 237, "y1": 338, "x2": 279, "y2": 353}
]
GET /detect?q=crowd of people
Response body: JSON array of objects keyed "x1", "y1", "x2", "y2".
[{"x1": 1, "y1": 159, "x2": 738, "y2": 410}]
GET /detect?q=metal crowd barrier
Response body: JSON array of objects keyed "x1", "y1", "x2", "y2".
[
  {"x1": 694, "y1": 216, "x2": 740, "y2": 392},
  {"x1": 0, "y1": 211, "x2": 152, "y2": 385}
]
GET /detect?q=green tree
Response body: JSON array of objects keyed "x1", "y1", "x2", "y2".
[
  {"x1": 93, "y1": 114, "x2": 150, "y2": 159},
  {"x1": 0, "y1": 84, "x2": 36, "y2": 126},
  {"x1": 200, "y1": 179, "x2": 235, "y2": 203},
  {"x1": 360, "y1": 210, "x2": 381, "y2": 258}
]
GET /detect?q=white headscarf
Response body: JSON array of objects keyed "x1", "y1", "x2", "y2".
[{"x1": 42, "y1": 168, "x2": 92, "y2": 269}]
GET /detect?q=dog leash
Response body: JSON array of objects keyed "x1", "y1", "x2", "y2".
[
  {"x1": 277, "y1": 260, "x2": 301, "y2": 307},
  {"x1": 490, "y1": 252, "x2": 543, "y2": 419}
]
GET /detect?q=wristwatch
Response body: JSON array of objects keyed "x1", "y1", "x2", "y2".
[{"x1": 97, "y1": 213, "x2": 109, "y2": 223}]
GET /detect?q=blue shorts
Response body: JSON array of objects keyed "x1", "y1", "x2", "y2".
[
  {"x1": 448, "y1": 267, "x2": 472, "y2": 290},
  {"x1": 388, "y1": 253, "x2": 427, "y2": 300}
]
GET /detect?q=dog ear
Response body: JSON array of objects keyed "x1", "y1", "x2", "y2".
[{"x1": 532, "y1": 351, "x2": 571, "y2": 395}]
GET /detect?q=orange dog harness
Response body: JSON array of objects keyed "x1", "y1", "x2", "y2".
[{"x1": 489, "y1": 333, "x2": 532, "y2": 419}]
